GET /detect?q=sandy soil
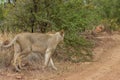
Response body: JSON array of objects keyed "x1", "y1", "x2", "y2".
[{"x1": 0, "y1": 32, "x2": 120, "y2": 80}]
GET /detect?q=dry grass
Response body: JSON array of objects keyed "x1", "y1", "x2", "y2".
[{"x1": 0, "y1": 32, "x2": 14, "y2": 68}]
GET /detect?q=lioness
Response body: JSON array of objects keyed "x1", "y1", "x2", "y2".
[{"x1": 3, "y1": 30, "x2": 64, "y2": 71}]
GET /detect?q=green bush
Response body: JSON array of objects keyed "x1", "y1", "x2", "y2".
[{"x1": 2, "y1": 0, "x2": 117, "y2": 62}]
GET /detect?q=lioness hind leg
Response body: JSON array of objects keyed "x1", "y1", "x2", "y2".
[
  {"x1": 12, "y1": 53, "x2": 21, "y2": 72},
  {"x1": 18, "y1": 55, "x2": 27, "y2": 70},
  {"x1": 11, "y1": 59, "x2": 20, "y2": 72},
  {"x1": 12, "y1": 42, "x2": 22, "y2": 72},
  {"x1": 17, "y1": 56, "x2": 24, "y2": 69}
]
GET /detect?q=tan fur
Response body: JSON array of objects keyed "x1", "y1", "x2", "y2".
[
  {"x1": 3, "y1": 30, "x2": 64, "y2": 72},
  {"x1": 91, "y1": 24, "x2": 105, "y2": 36},
  {"x1": 94, "y1": 25, "x2": 104, "y2": 33}
]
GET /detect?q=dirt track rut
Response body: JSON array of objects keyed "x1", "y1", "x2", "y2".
[{"x1": 60, "y1": 34, "x2": 120, "y2": 80}]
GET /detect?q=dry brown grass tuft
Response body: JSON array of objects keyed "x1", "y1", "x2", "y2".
[{"x1": 0, "y1": 32, "x2": 15, "y2": 68}]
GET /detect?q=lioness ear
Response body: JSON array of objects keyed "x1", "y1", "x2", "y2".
[{"x1": 60, "y1": 29, "x2": 64, "y2": 37}]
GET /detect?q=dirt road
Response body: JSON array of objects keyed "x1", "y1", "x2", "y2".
[
  {"x1": 1, "y1": 33, "x2": 120, "y2": 80},
  {"x1": 58, "y1": 34, "x2": 120, "y2": 80}
]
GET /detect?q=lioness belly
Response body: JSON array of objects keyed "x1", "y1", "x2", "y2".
[{"x1": 32, "y1": 45, "x2": 46, "y2": 54}]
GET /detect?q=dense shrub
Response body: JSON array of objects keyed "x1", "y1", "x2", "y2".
[{"x1": 0, "y1": 0, "x2": 120, "y2": 62}]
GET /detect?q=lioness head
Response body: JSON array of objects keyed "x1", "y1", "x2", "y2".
[
  {"x1": 60, "y1": 29, "x2": 64, "y2": 36},
  {"x1": 54, "y1": 29, "x2": 65, "y2": 42},
  {"x1": 60, "y1": 29, "x2": 65, "y2": 40}
]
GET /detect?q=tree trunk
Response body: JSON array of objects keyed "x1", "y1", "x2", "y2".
[
  {"x1": 30, "y1": 10, "x2": 35, "y2": 33},
  {"x1": 30, "y1": 0, "x2": 39, "y2": 33},
  {"x1": 8, "y1": 0, "x2": 11, "y2": 3}
]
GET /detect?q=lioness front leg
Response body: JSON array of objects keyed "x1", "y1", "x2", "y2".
[
  {"x1": 44, "y1": 48, "x2": 57, "y2": 70},
  {"x1": 50, "y1": 58, "x2": 57, "y2": 70},
  {"x1": 44, "y1": 53, "x2": 51, "y2": 69}
]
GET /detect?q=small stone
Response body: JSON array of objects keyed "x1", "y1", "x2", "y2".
[{"x1": 16, "y1": 75, "x2": 22, "y2": 79}]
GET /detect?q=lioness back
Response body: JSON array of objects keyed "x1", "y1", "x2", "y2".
[{"x1": 16, "y1": 33, "x2": 55, "y2": 52}]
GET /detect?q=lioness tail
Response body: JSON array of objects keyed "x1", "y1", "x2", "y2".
[{"x1": 3, "y1": 36, "x2": 18, "y2": 48}]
